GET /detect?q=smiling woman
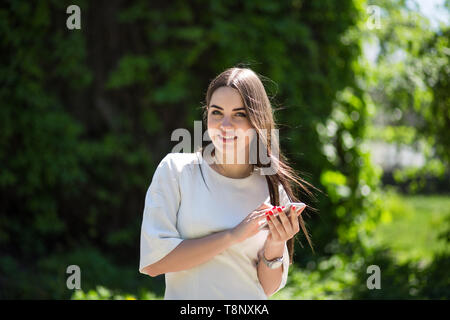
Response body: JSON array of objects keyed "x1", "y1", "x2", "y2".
[{"x1": 139, "y1": 66, "x2": 321, "y2": 300}]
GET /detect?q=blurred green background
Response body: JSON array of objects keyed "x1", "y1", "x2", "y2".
[{"x1": 1, "y1": 0, "x2": 449, "y2": 299}]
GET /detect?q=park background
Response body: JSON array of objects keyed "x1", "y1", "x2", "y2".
[{"x1": 1, "y1": 0, "x2": 449, "y2": 299}]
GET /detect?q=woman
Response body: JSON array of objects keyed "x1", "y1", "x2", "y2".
[{"x1": 139, "y1": 67, "x2": 317, "y2": 300}]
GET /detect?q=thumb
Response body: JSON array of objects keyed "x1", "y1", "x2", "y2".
[{"x1": 256, "y1": 201, "x2": 272, "y2": 211}]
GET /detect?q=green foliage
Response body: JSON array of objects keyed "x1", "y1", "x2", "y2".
[
  {"x1": 273, "y1": 192, "x2": 450, "y2": 300},
  {"x1": 71, "y1": 286, "x2": 161, "y2": 300},
  {"x1": 363, "y1": 0, "x2": 450, "y2": 189},
  {"x1": 106, "y1": 55, "x2": 151, "y2": 89},
  {"x1": 0, "y1": 247, "x2": 164, "y2": 299},
  {"x1": 275, "y1": 247, "x2": 450, "y2": 300},
  {"x1": 272, "y1": 254, "x2": 358, "y2": 300}
]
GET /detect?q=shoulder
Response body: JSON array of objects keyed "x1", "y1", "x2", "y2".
[
  {"x1": 157, "y1": 152, "x2": 200, "y2": 174},
  {"x1": 150, "y1": 152, "x2": 200, "y2": 187}
]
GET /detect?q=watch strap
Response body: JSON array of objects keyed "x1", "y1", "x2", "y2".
[{"x1": 260, "y1": 250, "x2": 283, "y2": 269}]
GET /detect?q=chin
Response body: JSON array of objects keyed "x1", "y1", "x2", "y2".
[{"x1": 213, "y1": 145, "x2": 249, "y2": 163}]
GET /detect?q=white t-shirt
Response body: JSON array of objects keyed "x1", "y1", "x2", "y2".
[{"x1": 139, "y1": 151, "x2": 291, "y2": 300}]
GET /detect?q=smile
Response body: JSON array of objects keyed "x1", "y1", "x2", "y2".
[{"x1": 218, "y1": 134, "x2": 237, "y2": 143}]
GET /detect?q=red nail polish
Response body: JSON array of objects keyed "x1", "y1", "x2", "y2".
[
  {"x1": 282, "y1": 206, "x2": 285, "y2": 209},
  {"x1": 277, "y1": 207, "x2": 282, "y2": 212},
  {"x1": 269, "y1": 211, "x2": 273, "y2": 216},
  {"x1": 266, "y1": 216, "x2": 270, "y2": 221}
]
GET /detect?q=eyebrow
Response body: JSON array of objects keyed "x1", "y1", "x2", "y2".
[{"x1": 210, "y1": 104, "x2": 246, "y2": 111}]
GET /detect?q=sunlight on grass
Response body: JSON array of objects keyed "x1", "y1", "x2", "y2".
[{"x1": 372, "y1": 192, "x2": 450, "y2": 266}]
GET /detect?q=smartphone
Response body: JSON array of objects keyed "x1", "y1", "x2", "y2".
[{"x1": 257, "y1": 202, "x2": 306, "y2": 230}]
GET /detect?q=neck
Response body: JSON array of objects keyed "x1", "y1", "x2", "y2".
[{"x1": 212, "y1": 149, "x2": 253, "y2": 179}]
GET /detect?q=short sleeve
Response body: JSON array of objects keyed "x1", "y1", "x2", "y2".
[{"x1": 139, "y1": 154, "x2": 185, "y2": 273}]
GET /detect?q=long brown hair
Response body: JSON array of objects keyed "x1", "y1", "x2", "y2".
[{"x1": 197, "y1": 67, "x2": 321, "y2": 264}]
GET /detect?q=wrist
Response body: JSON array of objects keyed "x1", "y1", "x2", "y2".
[
  {"x1": 263, "y1": 240, "x2": 285, "y2": 260},
  {"x1": 265, "y1": 239, "x2": 285, "y2": 250}
]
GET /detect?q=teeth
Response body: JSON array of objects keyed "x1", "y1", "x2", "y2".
[{"x1": 221, "y1": 135, "x2": 236, "y2": 139}]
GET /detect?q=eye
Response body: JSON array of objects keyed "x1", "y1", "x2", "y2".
[
  {"x1": 211, "y1": 110, "x2": 222, "y2": 115},
  {"x1": 236, "y1": 112, "x2": 247, "y2": 117}
]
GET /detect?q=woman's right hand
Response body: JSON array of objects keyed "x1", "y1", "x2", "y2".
[{"x1": 230, "y1": 203, "x2": 272, "y2": 244}]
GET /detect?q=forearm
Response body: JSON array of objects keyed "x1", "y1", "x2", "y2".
[
  {"x1": 144, "y1": 229, "x2": 236, "y2": 276},
  {"x1": 257, "y1": 241, "x2": 285, "y2": 297}
]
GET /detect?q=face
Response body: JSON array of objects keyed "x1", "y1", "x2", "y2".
[{"x1": 207, "y1": 86, "x2": 255, "y2": 164}]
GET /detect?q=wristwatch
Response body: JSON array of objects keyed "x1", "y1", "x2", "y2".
[{"x1": 259, "y1": 250, "x2": 284, "y2": 269}]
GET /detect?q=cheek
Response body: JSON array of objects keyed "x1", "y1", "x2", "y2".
[
  {"x1": 207, "y1": 117, "x2": 220, "y2": 127},
  {"x1": 236, "y1": 129, "x2": 256, "y2": 148},
  {"x1": 207, "y1": 126, "x2": 221, "y2": 142},
  {"x1": 241, "y1": 120, "x2": 254, "y2": 132},
  {"x1": 246, "y1": 132, "x2": 256, "y2": 146},
  {"x1": 206, "y1": 119, "x2": 216, "y2": 133}
]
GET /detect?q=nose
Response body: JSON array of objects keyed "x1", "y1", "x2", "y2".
[{"x1": 220, "y1": 116, "x2": 234, "y2": 131}]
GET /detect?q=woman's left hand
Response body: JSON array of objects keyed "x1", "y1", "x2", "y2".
[{"x1": 265, "y1": 205, "x2": 305, "y2": 245}]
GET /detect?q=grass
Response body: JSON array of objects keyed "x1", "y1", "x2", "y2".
[{"x1": 371, "y1": 192, "x2": 450, "y2": 266}]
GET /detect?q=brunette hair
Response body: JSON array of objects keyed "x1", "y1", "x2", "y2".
[{"x1": 196, "y1": 66, "x2": 321, "y2": 264}]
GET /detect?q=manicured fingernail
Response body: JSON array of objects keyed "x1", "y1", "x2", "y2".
[
  {"x1": 292, "y1": 206, "x2": 296, "y2": 210},
  {"x1": 277, "y1": 207, "x2": 282, "y2": 212},
  {"x1": 282, "y1": 206, "x2": 285, "y2": 209},
  {"x1": 269, "y1": 211, "x2": 273, "y2": 215},
  {"x1": 266, "y1": 216, "x2": 270, "y2": 221}
]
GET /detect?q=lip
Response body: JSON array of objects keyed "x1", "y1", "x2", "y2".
[{"x1": 218, "y1": 134, "x2": 237, "y2": 143}]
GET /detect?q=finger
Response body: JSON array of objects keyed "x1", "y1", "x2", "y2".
[
  {"x1": 290, "y1": 205, "x2": 300, "y2": 233},
  {"x1": 276, "y1": 207, "x2": 293, "y2": 235},
  {"x1": 258, "y1": 218, "x2": 268, "y2": 230},
  {"x1": 267, "y1": 216, "x2": 280, "y2": 239},
  {"x1": 255, "y1": 202, "x2": 272, "y2": 211},
  {"x1": 256, "y1": 216, "x2": 268, "y2": 229},
  {"x1": 249, "y1": 211, "x2": 262, "y2": 219},
  {"x1": 250, "y1": 210, "x2": 271, "y2": 220},
  {"x1": 252, "y1": 204, "x2": 272, "y2": 215},
  {"x1": 253, "y1": 207, "x2": 272, "y2": 216},
  {"x1": 268, "y1": 211, "x2": 284, "y2": 236}
]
